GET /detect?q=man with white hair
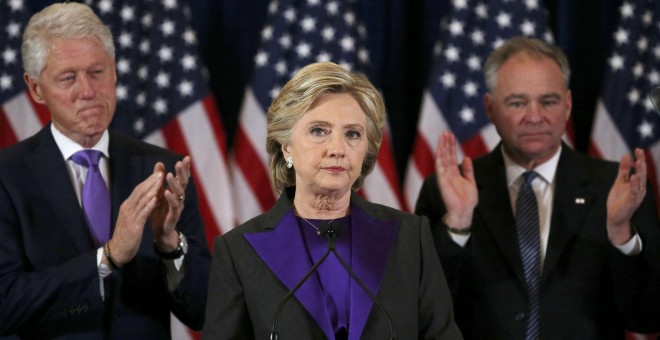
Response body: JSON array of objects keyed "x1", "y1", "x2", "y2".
[{"x1": 0, "y1": 3, "x2": 210, "y2": 338}]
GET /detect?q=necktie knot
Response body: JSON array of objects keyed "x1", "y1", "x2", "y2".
[
  {"x1": 522, "y1": 171, "x2": 539, "y2": 187},
  {"x1": 71, "y1": 149, "x2": 103, "y2": 168}
]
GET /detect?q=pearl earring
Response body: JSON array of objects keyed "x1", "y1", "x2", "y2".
[{"x1": 286, "y1": 156, "x2": 293, "y2": 169}]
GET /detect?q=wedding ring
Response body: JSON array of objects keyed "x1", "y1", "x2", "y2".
[{"x1": 177, "y1": 195, "x2": 184, "y2": 201}]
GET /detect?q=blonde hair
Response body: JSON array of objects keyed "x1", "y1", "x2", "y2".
[
  {"x1": 266, "y1": 62, "x2": 386, "y2": 194},
  {"x1": 22, "y1": 2, "x2": 115, "y2": 80}
]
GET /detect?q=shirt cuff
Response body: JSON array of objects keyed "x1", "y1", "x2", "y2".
[
  {"x1": 614, "y1": 233, "x2": 643, "y2": 255},
  {"x1": 96, "y1": 247, "x2": 111, "y2": 300},
  {"x1": 163, "y1": 255, "x2": 185, "y2": 292}
]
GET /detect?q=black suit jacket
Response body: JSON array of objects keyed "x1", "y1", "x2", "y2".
[
  {"x1": 202, "y1": 188, "x2": 463, "y2": 339},
  {"x1": 0, "y1": 125, "x2": 211, "y2": 339},
  {"x1": 415, "y1": 145, "x2": 660, "y2": 339}
]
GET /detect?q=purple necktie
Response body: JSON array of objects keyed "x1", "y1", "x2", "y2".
[{"x1": 71, "y1": 150, "x2": 111, "y2": 245}]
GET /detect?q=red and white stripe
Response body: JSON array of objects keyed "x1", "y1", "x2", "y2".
[
  {"x1": 1, "y1": 92, "x2": 46, "y2": 146},
  {"x1": 360, "y1": 127, "x2": 403, "y2": 211},
  {"x1": 229, "y1": 88, "x2": 275, "y2": 224}
]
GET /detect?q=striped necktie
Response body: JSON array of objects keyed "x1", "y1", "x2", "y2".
[{"x1": 515, "y1": 171, "x2": 541, "y2": 339}]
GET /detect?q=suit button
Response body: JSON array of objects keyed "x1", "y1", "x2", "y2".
[{"x1": 514, "y1": 312, "x2": 526, "y2": 321}]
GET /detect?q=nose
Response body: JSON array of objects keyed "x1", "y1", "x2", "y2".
[
  {"x1": 77, "y1": 75, "x2": 96, "y2": 99},
  {"x1": 524, "y1": 102, "x2": 544, "y2": 123},
  {"x1": 327, "y1": 133, "x2": 345, "y2": 159}
]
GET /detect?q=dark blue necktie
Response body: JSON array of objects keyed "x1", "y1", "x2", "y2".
[
  {"x1": 71, "y1": 150, "x2": 111, "y2": 246},
  {"x1": 516, "y1": 171, "x2": 541, "y2": 339}
]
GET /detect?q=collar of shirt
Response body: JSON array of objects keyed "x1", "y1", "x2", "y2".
[
  {"x1": 50, "y1": 123, "x2": 110, "y2": 159},
  {"x1": 502, "y1": 145, "x2": 561, "y2": 187}
]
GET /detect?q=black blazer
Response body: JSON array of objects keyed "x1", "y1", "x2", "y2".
[
  {"x1": 203, "y1": 188, "x2": 463, "y2": 339},
  {"x1": 415, "y1": 144, "x2": 660, "y2": 339},
  {"x1": 0, "y1": 125, "x2": 211, "y2": 339}
]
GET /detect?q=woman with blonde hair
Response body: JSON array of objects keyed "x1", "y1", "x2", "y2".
[{"x1": 203, "y1": 62, "x2": 461, "y2": 339}]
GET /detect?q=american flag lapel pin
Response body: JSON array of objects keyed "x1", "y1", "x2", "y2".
[{"x1": 575, "y1": 197, "x2": 586, "y2": 204}]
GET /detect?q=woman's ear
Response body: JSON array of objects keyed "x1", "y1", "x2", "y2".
[{"x1": 281, "y1": 144, "x2": 290, "y2": 157}]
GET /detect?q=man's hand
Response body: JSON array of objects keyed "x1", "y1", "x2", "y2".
[
  {"x1": 607, "y1": 148, "x2": 647, "y2": 245},
  {"x1": 435, "y1": 131, "x2": 478, "y2": 231},
  {"x1": 151, "y1": 156, "x2": 192, "y2": 253},
  {"x1": 106, "y1": 171, "x2": 164, "y2": 266}
]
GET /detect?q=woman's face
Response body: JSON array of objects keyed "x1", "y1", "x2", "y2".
[{"x1": 284, "y1": 92, "x2": 368, "y2": 197}]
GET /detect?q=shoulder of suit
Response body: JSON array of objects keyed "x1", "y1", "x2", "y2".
[
  {"x1": 352, "y1": 195, "x2": 421, "y2": 224},
  {"x1": 110, "y1": 132, "x2": 182, "y2": 159}
]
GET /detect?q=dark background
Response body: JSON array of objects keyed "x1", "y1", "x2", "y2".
[{"x1": 29, "y1": 0, "x2": 624, "y2": 183}]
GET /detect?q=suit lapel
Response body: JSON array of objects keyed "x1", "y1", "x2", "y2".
[
  {"x1": 108, "y1": 135, "x2": 145, "y2": 232},
  {"x1": 24, "y1": 126, "x2": 94, "y2": 253},
  {"x1": 348, "y1": 202, "x2": 399, "y2": 340},
  {"x1": 475, "y1": 149, "x2": 527, "y2": 284},
  {"x1": 244, "y1": 191, "x2": 400, "y2": 339},
  {"x1": 542, "y1": 148, "x2": 594, "y2": 280},
  {"x1": 244, "y1": 193, "x2": 334, "y2": 338},
  {"x1": 108, "y1": 134, "x2": 167, "y2": 265}
]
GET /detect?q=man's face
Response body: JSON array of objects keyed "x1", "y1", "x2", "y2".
[
  {"x1": 485, "y1": 51, "x2": 572, "y2": 168},
  {"x1": 25, "y1": 36, "x2": 116, "y2": 147}
]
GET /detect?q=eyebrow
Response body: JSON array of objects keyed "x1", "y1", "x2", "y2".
[
  {"x1": 306, "y1": 120, "x2": 365, "y2": 130},
  {"x1": 503, "y1": 93, "x2": 561, "y2": 102}
]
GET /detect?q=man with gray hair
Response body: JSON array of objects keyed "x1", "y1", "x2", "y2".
[
  {"x1": 0, "y1": 3, "x2": 210, "y2": 338},
  {"x1": 416, "y1": 37, "x2": 660, "y2": 338}
]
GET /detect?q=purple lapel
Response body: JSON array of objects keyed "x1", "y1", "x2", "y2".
[
  {"x1": 244, "y1": 209, "x2": 334, "y2": 338},
  {"x1": 348, "y1": 205, "x2": 399, "y2": 340}
]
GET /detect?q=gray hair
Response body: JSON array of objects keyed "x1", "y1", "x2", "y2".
[
  {"x1": 484, "y1": 36, "x2": 570, "y2": 93},
  {"x1": 22, "y1": 2, "x2": 115, "y2": 80},
  {"x1": 266, "y1": 62, "x2": 386, "y2": 194}
]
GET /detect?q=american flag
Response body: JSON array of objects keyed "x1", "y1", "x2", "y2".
[
  {"x1": 402, "y1": 0, "x2": 553, "y2": 210},
  {"x1": 0, "y1": 0, "x2": 233, "y2": 338},
  {"x1": 0, "y1": 0, "x2": 40, "y2": 145},
  {"x1": 589, "y1": 0, "x2": 660, "y2": 217},
  {"x1": 231, "y1": 0, "x2": 403, "y2": 223}
]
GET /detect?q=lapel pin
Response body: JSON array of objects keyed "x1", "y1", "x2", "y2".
[{"x1": 575, "y1": 198, "x2": 585, "y2": 204}]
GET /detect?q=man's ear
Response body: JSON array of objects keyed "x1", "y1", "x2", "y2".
[
  {"x1": 24, "y1": 74, "x2": 46, "y2": 104},
  {"x1": 484, "y1": 92, "x2": 494, "y2": 121}
]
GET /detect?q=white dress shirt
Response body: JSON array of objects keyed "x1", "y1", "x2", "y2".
[
  {"x1": 449, "y1": 145, "x2": 641, "y2": 261},
  {"x1": 50, "y1": 125, "x2": 184, "y2": 298}
]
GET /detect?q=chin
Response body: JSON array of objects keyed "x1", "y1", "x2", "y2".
[{"x1": 314, "y1": 182, "x2": 352, "y2": 194}]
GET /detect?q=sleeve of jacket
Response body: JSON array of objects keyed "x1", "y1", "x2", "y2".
[
  {"x1": 610, "y1": 180, "x2": 660, "y2": 333},
  {"x1": 414, "y1": 174, "x2": 473, "y2": 299},
  {"x1": 0, "y1": 183, "x2": 105, "y2": 336},
  {"x1": 166, "y1": 175, "x2": 212, "y2": 331},
  {"x1": 418, "y1": 217, "x2": 463, "y2": 339},
  {"x1": 201, "y1": 235, "x2": 254, "y2": 339}
]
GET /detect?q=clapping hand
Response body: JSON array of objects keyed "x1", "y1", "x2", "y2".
[
  {"x1": 607, "y1": 148, "x2": 647, "y2": 245},
  {"x1": 435, "y1": 131, "x2": 478, "y2": 231},
  {"x1": 151, "y1": 156, "x2": 192, "y2": 252}
]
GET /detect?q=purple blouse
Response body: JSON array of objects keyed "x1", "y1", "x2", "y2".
[{"x1": 297, "y1": 215, "x2": 352, "y2": 339}]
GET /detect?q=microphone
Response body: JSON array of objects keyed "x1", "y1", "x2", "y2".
[
  {"x1": 651, "y1": 87, "x2": 660, "y2": 113},
  {"x1": 324, "y1": 221, "x2": 396, "y2": 340},
  {"x1": 269, "y1": 221, "x2": 335, "y2": 340},
  {"x1": 269, "y1": 221, "x2": 396, "y2": 340}
]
